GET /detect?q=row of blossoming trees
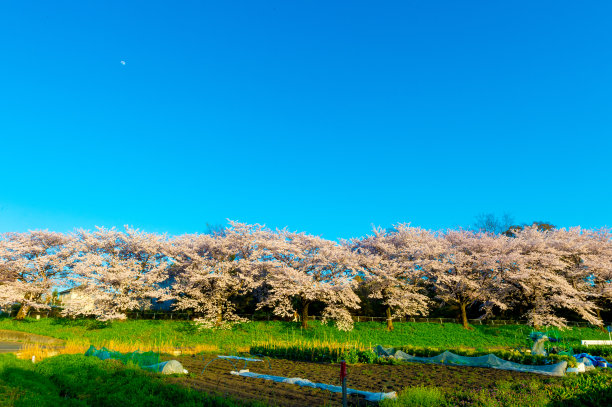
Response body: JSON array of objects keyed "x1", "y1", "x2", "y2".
[{"x1": 1, "y1": 222, "x2": 611, "y2": 331}]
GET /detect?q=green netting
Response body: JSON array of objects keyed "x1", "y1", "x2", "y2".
[
  {"x1": 84, "y1": 346, "x2": 188, "y2": 374},
  {"x1": 85, "y1": 345, "x2": 161, "y2": 367}
]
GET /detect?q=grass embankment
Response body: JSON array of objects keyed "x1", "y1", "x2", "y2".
[
  {"x1": 0, "y1": 353, "x2": 262, "y2": 407},
  {"x1": 1, "y1": 317, "x2": 610, "y2": 361},
  {"x1": 0, "y1": 318, "x2": 610, "y2": 363}
]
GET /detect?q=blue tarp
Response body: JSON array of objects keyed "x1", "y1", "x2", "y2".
[{"x1": 573, "y1": 353, "x2": 609, "y2": 368}]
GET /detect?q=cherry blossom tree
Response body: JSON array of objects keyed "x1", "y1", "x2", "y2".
[
  {"x1": 64, "y1": 227, "x2": 171, "y2": 321},
  {"x1": 348, "y1": 224, "x2": 435, "y2": 331},
  {"x1": 0, "y1": 231, "x2": 73, "y2": 319},
  {"x1": 504, "y1": 227, "x2": 602, "y2": 328},
  {"x1": 555, "y1": 228, "x2": 612, "y2": 325},
  {"x1": 2, "y1": 221, "x2": 611, "y2": 330},
  {"x1": 427, "y1": 230, "x2": 514, "y2": 329},
  {"x1": 258, "y1": 230, "x2": 361, "y2": 331},
  {"x1": 590, "y1": 229, "x2": 612, "y2": 323},
  {"x1": 167, "y1": 222, "x2": 270, "y2": 329}
]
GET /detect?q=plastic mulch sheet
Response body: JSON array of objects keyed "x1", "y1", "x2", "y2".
[{"x1": 230, "y1": 370, "x2": 397, "y2": 402}]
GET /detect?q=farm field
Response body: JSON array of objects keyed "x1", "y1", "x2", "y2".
[
  {"x1": 167, "y1": 353, "x2": 563, "y2": 406},
  {"x1": 2, "y1": 318, "x2": 612, "y2": 405}
]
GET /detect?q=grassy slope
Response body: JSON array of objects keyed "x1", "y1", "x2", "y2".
[
  {"x1": 380, "y1": 372, "x2": 612, "y2": 407},
  {"x1": 0, "y1": 353, "x2": 261, "y2": 407},
  {"x1": 0, "y1": 317, "x2": 609, "y2": 351}
]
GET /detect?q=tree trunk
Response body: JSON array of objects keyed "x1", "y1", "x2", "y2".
[
  {"x1": 460, "y1": 303, "x2": 470, "y2": 329},
  {"x1": 386, "y1": 307, "x2": 394, "y2": 331},
  {"x1": 301, "y1": 301, "x2": 310, "y2": 329},
  {"x1": 597, "y1": 309, "x2": 606, "y2": 331},
  {"x1": 15, "y1": 292, "x2": 33, "y2": 320},
  {"x1": 15, "y1": 304, "x2": 30, "y2": 320},
  {"x1": 216, "y1": 310, "x2": 223, "y2": 326}
]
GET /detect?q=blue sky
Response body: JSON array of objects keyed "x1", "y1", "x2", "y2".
[{"x1": 1, "y1": 1, "x2": 610, "y2": 240}]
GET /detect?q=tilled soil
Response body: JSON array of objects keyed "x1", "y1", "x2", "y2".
[{"x1": 166, "y1": 354, "x2": 560, "y2": 406}]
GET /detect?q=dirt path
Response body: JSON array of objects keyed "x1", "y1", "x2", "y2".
[
  {"x1": 167, "y1": 354, "x2": 560, "y2": 406},
  {"x1": 0, "y1": 330, "x2": 64, "y2": 345},
  {"x1": 0, "y1": 342, "x2": 22, "y2": 353}
]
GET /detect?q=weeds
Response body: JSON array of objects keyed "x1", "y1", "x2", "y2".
[
  {"x1": 380, "y1": 386, "x2": 446, "y2": 407},
  {"x1": 0, "y1": 353, "x2": 263, "y2": 406}
]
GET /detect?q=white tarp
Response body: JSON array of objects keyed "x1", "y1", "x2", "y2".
[
  {"x1": 142, "y1": 360, "x2": 188, "y2": 374},
  {"x1": 374, "y1": 346, "x2": 567, "y2": 376},
  {"x1": 230, "y1": 370, "x2": 396, "y2": 402}
]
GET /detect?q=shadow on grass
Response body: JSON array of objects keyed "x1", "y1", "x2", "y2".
[
  {"x1": 50, "y1": 318, "x2": 112, "y2": 330},
  {"x1": 173, "y1": 321, "x2": 199, "y2": 335}
]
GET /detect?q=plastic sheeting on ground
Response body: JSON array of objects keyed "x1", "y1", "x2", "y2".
[
  {"x1": 229, "y1": 370, "x2": 396, "y2": 402},
  {"x1": 84, "y1": 345, "x2": 188, "y2": 374},
  {"x1": 142, "y1": 360, "x2": 189, "y2": 374},
  {"x1": 574, "y1": 353, "x2": 609, "y2": 368},
  {"x1": 373, "y1": 346, "x2": 567, "y2": 377},
  {"x1": 218, "y1": 356, "x2": 263, "y2": 362}
]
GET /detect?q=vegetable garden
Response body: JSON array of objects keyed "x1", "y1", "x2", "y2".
[{"x1": 1, "y1": 318, "x2": 612, "y2": 405}]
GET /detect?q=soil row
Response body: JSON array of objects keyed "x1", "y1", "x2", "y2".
[{"x1": 167, "y1": 354, "x2": 557, "y2": 406}]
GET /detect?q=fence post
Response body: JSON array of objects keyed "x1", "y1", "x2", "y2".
[{"x1": 340, "y1": 360, "x2": 347, "y2": 407}]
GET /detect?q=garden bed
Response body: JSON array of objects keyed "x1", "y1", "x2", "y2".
[{"x1": 167, "y1": 354, "x2": 560, "y2": 406}]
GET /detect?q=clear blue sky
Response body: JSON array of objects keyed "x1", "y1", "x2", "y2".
[{"x1": 1, "y1": 1, "x2": 610, "y2": 240}]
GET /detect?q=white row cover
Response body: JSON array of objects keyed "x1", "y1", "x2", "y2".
[{"x1": 373, "y1": 345, "x2": 568, "y2": 376}]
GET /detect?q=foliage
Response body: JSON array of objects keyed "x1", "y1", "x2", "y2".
[
  {"x1": 571, "y1": 345, "x2": 612, "y2": 359},
  {"x1": 2, "y1": 318, "x2": 611, "y2": 355},
  {"x1": 0, "y1": 222, "x2": 612, "y2": 331},
  {"x1": 380, "y1": 386, "x2": 446, "y2": 407},
  {"x1": 168, "y1": 222, "x2": 268, "y2": 329},
  {"x1": 2, "y1": 223, "x2": 612, "y2": 330},
  {"x1": 63, "y1": 226, "x2": 172, "y2": 321},
  {"x1": 0, "y1": 231, "x2": 73, "y2": 318},
  {"x1": 258, "y1": 228, "x2": 362, "y2": 331},
  {"x1": 252, "y1": 340, "x2": 576, "y2": 367},
  {"x1": 0, "y1": 353, "x2": 262, "y2": 407},
  {"x1": 447, "y1": 371, "x2": 612, "y2": 407},
  {"x1": 427, "y1": 230, "x2": 514, "y2": 328},
  {"x1": 347, "y1": 225, "x2": 434, "y2": 330},
  {"x1": 250, "y1": 341, "x2": 377, "y2": 364},
  {"x1": 379, "y1": 371, "x2": 612, "y2": 407}
]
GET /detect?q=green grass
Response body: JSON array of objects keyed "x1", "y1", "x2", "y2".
[
  {"x1": 380, "y1": 371, "x2": 612, "y2": 407},
  {"x1": 0, "y1": 317, "x2": 609, "y2": 352},
  {"x1": 380, "y1": 386, "x2": 446, "y2": 407},
  {"x1": 2, "y1": 318, "x2": 611, "y2": 406},
  {"x1": 0, "y1": 353, "x2": 262, "y2": 407}
]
